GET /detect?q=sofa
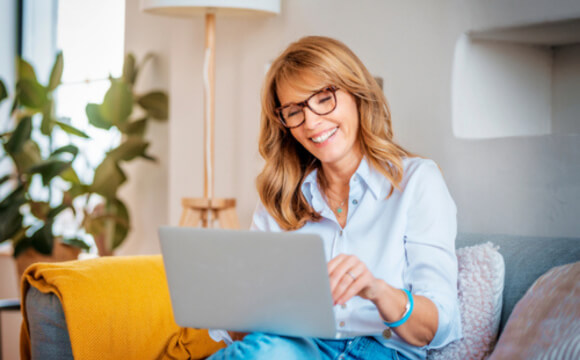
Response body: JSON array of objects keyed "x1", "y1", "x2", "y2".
[{"x1": 20, "y1": 233, "x2": 580, "y2": 359}]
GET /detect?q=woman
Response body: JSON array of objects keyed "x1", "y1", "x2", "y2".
[{"x1": 208, "y1": 36, "x2": 462, "y2": 360}]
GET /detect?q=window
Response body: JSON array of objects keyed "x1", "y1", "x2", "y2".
[
  {"x1": 18, "y1": 0, "x2": 126, "y2": 246},
  {"x1": 56, "y1": 0, "x2": 126, "y2": 181}
]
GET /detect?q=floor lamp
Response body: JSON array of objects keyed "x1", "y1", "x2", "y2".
[{"x1": 141, "y1": 0, "x2": 280, "y2": 228}]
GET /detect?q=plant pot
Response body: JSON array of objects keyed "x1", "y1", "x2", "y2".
[{"x1": 15, "y1": 242, "x2": 82, "y2": 283}]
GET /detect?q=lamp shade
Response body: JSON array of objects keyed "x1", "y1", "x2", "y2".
[{"x1": 141, "y1": 0, "x2": 281, "y2": 17}]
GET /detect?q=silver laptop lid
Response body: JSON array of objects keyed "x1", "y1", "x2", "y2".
[{"x1": 159, "y1": 226, "x2": 337, "y2": 338}]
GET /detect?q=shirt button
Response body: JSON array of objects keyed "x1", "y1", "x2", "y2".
[
  {"x1": 341, "y1": 304, "x2": 347, "y2": 309},
  {"x1": 339, "y1": 230, "x2": 343, "y2": 236},
  {"x1": 352, "y1": 199, "x2": 358, "y2": 205},
  {"x1": 339, "y1": 321, "x2": 345, "y2": 327}
]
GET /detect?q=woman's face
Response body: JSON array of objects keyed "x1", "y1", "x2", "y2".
[{"x1": 277, "y1": 77, "x2": 362, "y2": 170}]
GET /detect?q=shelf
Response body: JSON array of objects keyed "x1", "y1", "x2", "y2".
[{"x1": 452, "y1": 18, "x2": 580, "y2": 139}]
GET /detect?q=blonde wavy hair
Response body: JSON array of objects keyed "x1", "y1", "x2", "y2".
[{"x1": 257, "y1": 36, "x2": 412, "y2": 230}]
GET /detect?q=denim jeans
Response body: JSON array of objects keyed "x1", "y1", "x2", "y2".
[{"x1": 207, "y1": 333, "x2": 410, "y2": 360}]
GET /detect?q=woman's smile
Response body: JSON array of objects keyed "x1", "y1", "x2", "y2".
[{"x1": 310, "y1": 127, "x2": 338, "y2": 144}]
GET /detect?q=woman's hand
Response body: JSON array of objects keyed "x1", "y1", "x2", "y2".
[{"x1": 327, "y1": 254, "x2": 382, "y2": 305}]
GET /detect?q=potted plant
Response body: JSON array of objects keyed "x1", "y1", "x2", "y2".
[
  {"x1": 0, "y1": 53, "x2": 91, "y2": 276},
  {"x1": 0, "y1": 52, "x2": 169, "y2": 274}
]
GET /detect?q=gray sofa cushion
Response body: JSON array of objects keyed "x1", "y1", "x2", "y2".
[
  {"x1": 26, "y1": 286, "x2": 73, "y2": 360},
  {"x1": 456, "y1": 233, "x2": 580, "y2": 333}
]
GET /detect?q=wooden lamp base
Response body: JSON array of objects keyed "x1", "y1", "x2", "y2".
[{"x1": 179, "y1": 197, "x2": 239, "y2": 229}]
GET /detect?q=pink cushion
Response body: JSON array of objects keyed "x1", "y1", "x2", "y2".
[
  {"x1": 428, "y1": 242, "x2": 504, "y2": 360},
  {"x1": 489, "y1": 261, "x2": 580, "y2": 359}
]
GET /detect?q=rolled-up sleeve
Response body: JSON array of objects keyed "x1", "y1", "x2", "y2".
[{"x1": 403, "y1": 161, "x2": 462, "y2": 349}]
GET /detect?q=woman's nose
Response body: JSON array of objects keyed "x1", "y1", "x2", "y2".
[{"x1": 303, "y1": 107, "x2": 322, "y2": 129}]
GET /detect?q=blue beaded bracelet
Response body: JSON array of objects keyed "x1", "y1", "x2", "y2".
[{"x1": 383, "y1": 288, "x2": 414, "y2": 328}]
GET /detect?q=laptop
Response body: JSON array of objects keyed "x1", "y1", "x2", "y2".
[{"x1": 158, "y1": 226, "x2": 337, "y2": 338}]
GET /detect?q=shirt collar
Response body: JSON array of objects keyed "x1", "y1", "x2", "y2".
[
  {"x1": 301, "y1": 157, "x2": 389, "y2": 206},
  {"x1": 353, "y1": 157, "x2": 387, "y2": 200},
  {"x1": 301, "y1": 167, "x2": 326, "y2": 214}
]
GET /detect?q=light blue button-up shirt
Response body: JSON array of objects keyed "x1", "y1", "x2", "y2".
[{"x1": 211, "y1": 157, "x2": 462, "y2": 359}]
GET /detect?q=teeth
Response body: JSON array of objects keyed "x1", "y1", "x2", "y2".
[{"x1": 311, "y1": 128, "x2": 338, "y2": 143}]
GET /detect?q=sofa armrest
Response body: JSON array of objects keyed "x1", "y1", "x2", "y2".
[
  {"x1": 20, "y1": 256, "x2": 177, "y2": 359},
  {"x1": 25, "y1": 286, "x2": 72, "y2": 359},
  {"x1": 21, "y1": 255, "x2": 224, "y2": 360}
]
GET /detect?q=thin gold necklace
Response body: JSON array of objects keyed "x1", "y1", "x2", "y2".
[
  {"x1": 325, "y1": 190, "x2": 348, "y2": 215},
  {"x1": 336, "y1": 199, "x2": 347, "y2": 215}
]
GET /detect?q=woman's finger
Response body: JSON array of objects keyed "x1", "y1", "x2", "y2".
[
  {"x1": 331, "y1": 262, "x2": 367, "y2": 302},
  {"x1": 336, "y1": 271, "x2": 375, "y2": 305},
  {"x1": 328, "y1": 255, "x2": 359, "y2": 290},
  {"x1": 327, "y1": 253, "x2": 348, "y2": 274}
]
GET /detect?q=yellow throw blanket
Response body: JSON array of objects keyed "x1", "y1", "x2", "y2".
[{"x1": 20, "y1": 255, "x2": 226, "y2": 359}]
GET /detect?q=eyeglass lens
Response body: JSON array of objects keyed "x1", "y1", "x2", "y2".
[{"x1": 281, "y1": 88, "x2": 337, "y2": 127}]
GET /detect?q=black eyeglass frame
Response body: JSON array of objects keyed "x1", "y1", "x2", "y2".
[{"x1": 275, "y1": 86, "x2": 339, "y2": 129}]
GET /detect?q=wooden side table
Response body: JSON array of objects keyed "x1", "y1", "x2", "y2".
[{"x1": 179, "y1": 197, "x2": 239, "y2": 229}]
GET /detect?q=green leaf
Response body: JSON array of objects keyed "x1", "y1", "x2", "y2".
[
  {"x1": 10, "y1": 97, "x2": 18, "y2": 115},
  {"x1": 0, "y1": 186, "x2": 26, "y2": 243},
  {"x1": 27, "y1": 160, "x2": 71, "y2": 186},
  {"x1": 29, "y1": 222, "x2": 54, "y2": 255},
  {"x1": 13, "y1": 236, "x2": 32, "y2": 257},
  {"x1": 11, "y1": 140, "x2": 42, "y2": 173},
  {"x1": 62, "y1": 237, "x2": 91, "y2": 251},
  {"x1": 67, "y1": 184, "x2": 90, "y2": 198},
  {"x1": 41, "y1": 101, "x2": 54, "y2": 135},
  {"x1": 110, "y1": 198, "x2": 129, "y2": 249},
  {"x1": 135, "y1": 53, "x2": 154, "y2": 80},
  {"x1": 51, "y1": 144, "x2": 79, "y2": 159},
  {"x1": 60, "y1": 167, "x2": 80, "y2": 184},
  {"x1": 86, "y1": 103, "x2": 112, "y2": 130},
  {"x1": 107, "y1": 137, "x2": 149, "y2": 162},
  {"x1": 54, "y1": 120, "x2": 90, "y2": 138},
  {"x1": 138, "y1": 91, "x2": 168, "y2": 120},
  {"x1": 48, "y1": 51, "x2": 64, "y2": 91},
  {"x1": 4, "y1": 117, "x2": 32, "y2": 154},
  {"x1": 121, "y1": 117, "x2": 147, "y2": 137},
  {"x1": 91, "y1": 157, "x2": 126, "y2": 199},
  {"x1": 84, "y1": 199, "x2": 129, "y2": 252},
  {"x1": 0, "y1": 79, "x2": 7, "y2": 103},
  {"x1": 0, "y1": 184, "x2": 26, "y2": 209},
  {"x1": 140, "y1": 153, "x2": 158, "y2": 162},
  {"x1": 17, "y1": 79, "x2": 47, "y2": 109},
  {"x1": 18, "y1": 58, "x2": 38, "y2": 83},
  {"x1": 7, "y1": 226, "x2": 29, "y2": 254},
  {"x1": 122, "y1": 53, "x2": 137, "y2": 85},
  {"x1": 100, "y1": 80, "x2": 133, "y2": 127}
]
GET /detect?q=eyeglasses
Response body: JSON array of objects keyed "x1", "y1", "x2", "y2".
[{"x1": 276, "y1": 86, "x2": 339, "y2": 129}]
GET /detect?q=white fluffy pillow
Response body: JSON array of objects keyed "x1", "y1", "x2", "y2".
[{"x1": 428, "y1": 242, "x2": 505, "y2": 360}]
